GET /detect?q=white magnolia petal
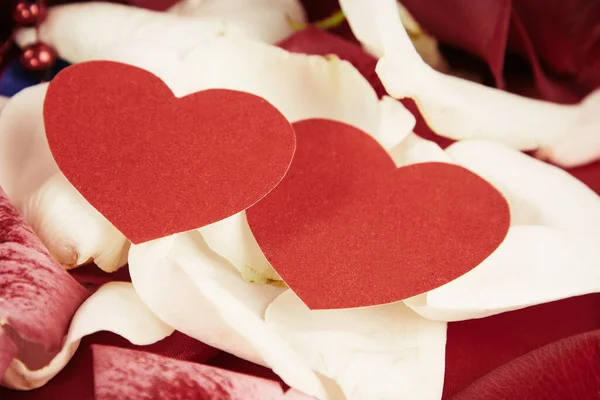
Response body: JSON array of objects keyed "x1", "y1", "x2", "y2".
[
  {"x1": 405, "y1": 225, "x2": 600, "y2": 321},
  {"x1": 388, "y1": 133, "x2": 451, "y2": 167},
  {"x1": 376, "y1": 96, "x2": 415, "y2": 150},
  {"x1": 265, "y1": 291, "x2": 447, "y2": 400},
  {"x1": 22, "y1": 174, "x2": 129, "y2": 271},
  {"x1": 15, "y1": 1, "x2": 304, "y2": 63},
  {"x1": 445, "y1": 141, "x2": 600, "y2": 234},
  {"x1": 0, "y1": 84, "x2": 55, "y2": 206},
  {"x1": 200, "y1": 213, "x2": 281, "y2": 283},
  {"x1": 541, "y1": 89, "x2": 600, "y2": 167},
  {"x1": 341, "y1": 0, "x2": 594, "y2": 152},
  {"x1": 128, "y1": 232, "x2": 340, "y2": 399},
  {"x1": 3, "y1": 282, "x2": 172, "y2": 390},
  {"x1": 0, "y1": 85, "x2": 129, "y2": 272}
]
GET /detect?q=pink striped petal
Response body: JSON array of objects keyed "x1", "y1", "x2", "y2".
[
  {"x1": 92, "y1": 345, "x2": 286, "y2": 400},
  {"x1": 0, "y1": 330, "x2": 17, "y2": 378},
  {"x1": 0, "y1": 187, "x2": 88, "y2": 358}
]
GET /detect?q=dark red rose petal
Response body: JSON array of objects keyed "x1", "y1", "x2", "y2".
[
  {"x1": 92, "y1": 345, "x2": 284, "y2": 400},
  {"x1": 443, "y1": 293, "x2": 600, "y2": 398},
  {"x1": 69, "y1": 263, "x2": 132, "y2": 287},
  {"x1": 452, "y1": 330, "x2": 600, "y2": 400},
  {"x1": 0, "y1": 187, "x2": 88, "y2": 362},
  {"x1": 0, "y1": 331, "x2": 220, "y2": 399}
]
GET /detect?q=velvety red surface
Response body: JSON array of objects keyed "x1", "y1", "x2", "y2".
[
  {"x1": 248, "y1": 119, "x2": 509, "y2": 309},
  {"x1": 44, "y1": 61, "x2": 296, "y2": 244}
]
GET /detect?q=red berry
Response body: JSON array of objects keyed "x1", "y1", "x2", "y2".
[
  {"x1": 19, "y1": 42, "x2": 56, "y2": 71},
  {"x1": 13, "y1": 1, "x2": 44, "y2": 27}
]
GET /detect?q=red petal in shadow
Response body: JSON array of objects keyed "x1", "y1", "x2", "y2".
[
  {"x1": 92, "y1": 345, "x2": 284, "y2": 400},
  {"x1": 0, "y1": 187, "x2": 89, "y2": 366},
  {"x1": 443, "y1": 293, "x2": 600, "y2": 398},
  {"x1": 69, "y1": 263, "x2": 132, "y2": 287},
  {"x1": 452, "y1": 329, "x2": 600, "y2": 400},
  {"x1": 0, "y1": 330, "x2": 220, "y2": 400}
]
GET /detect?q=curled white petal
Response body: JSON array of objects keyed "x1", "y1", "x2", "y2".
[
  {"x1": 0, "y1": 96, "x2": 9, "y2": 114},
  {"x1": 3, "y1": 282, "x2": 172, "y2": 390},
  {"x1": 388, "y1": 132, "x2": 452, "y2": 166},
  {"x1": 128, "y1": 232, "x2": 341, "y2": 399},
  {"x1": 0, "y1": 84, "x2": 129, "y2": 272},
  {"x1": 265, "y1": 291, "x2": 447, "y2": 400},
  {"x1": 15, "y1": 0, "x2": 304, "y2": 64},
  {"x1": 341, "y1": 0, "x2": 600, "y2": 159}
]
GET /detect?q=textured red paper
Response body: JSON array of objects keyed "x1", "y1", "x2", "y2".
[
  {"x1": 247, "y1": 119, "x2": 510, "y2": 309},
  {"x1": 43, "y1": 61, "x2": 296, "y2": 244}
]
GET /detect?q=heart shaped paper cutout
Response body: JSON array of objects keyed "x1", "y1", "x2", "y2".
[
  {"x1": 247, "y1": 119, "x2": 510, "y2": 310},
  {"x1": 43, "y1": 61, "x2": 295, "y2": 244}
]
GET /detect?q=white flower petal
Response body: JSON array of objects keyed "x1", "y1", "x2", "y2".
[
  {"x1": 265, "y1": 291, "x2": 447, "y2": 400},
  {"x1": 341, "y1": 0, "x2": 599, "y2": 154},
  {"x1": 0, "y1": 85, "x2": 129, "y2": 272},
  {"x1": 405, "y1": 225, "x2": 600, "y2": 321},
  {"x1": 0, "y1": 96, "x2": 9, "y2": 114},
  {"x1": 3, "y1": 282, "x2": 172, "y2": 390},
  {"x1": 405, "y1": 141, "x2": 600, "y2": 320},
  {"x1": 15, "y1": 1, "x2": 304, "y2": 63},
  {"x1": 128, "y1": 232, "x2": 341, "y2": 399},
  {"x1": 388, "y1": 133, "x2": 451, "y2": 166}
]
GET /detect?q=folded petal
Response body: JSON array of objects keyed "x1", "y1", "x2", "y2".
[
  {"x1": 0, "y1": 96, "x2": 8, "y2": 114},
  {"x1": 405, "y1": 141, "x2": 600, "y2": 320},
  {"x1": 3, "y1": 282, "x2": 173, "y2": 390},
  {"x1": 128, "y1": 232, "x2": 340, "y2": 399},
  {"x1": 453, "y1": 330, "x2": 600, "y2": 400},
  {"x1": 15, "y1": 1, "x2": 304, "y2": 63},
  {"x1": 93, "y1": 345, "x2": 286, "y2": 400},
  {"x1": 265, "y1": 290, "x2": 447, "y2": 400},
  {"x1": 341, "y1": 0, "x2": 600, "y2": 158},
  {"x1": 0, "y1": 186, "x2": 89, "y2": 386},
  {"x1": 0, "y1": 85, "x2": 129, "y2": 272}
]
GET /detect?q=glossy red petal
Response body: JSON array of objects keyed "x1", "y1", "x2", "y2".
[
  {"x1": 0, "y1": 187, "x2": 88, "y2": 356},
  {"x1": 444, "y1": 293, "x2": 600, "y2": 398},
  {"x1": 452, "y1": 330, "x2": 600, "y2": 400},
  {"x1": 92, "y1": 345, "x2": 284, "y2": 400}
]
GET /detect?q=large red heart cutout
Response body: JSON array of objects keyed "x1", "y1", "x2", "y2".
[
  {"x1": 247, "y1": 119, "x2": 510, "y2": 309},
  {"x1": 43, "y1": 61, "x2": 295, "y2": 244}
]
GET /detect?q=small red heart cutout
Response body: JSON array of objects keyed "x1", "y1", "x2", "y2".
[
  {"x1": 43, "y1": 61, "x2": 295, "y2": 244},
  {"x1": 247, "y1": 119, "x2": 510, "y2": 310}
]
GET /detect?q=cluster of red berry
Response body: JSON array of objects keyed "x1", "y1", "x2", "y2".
[{"x1": 1, "y1": 0, "x2": 56, "y2": 72}]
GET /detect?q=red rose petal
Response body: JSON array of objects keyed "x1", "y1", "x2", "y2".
[
  {"x1": 443, "y1": 293, "x2": 600, "y2": 398},
  {"x1": 0, "y1": 187, "x2": 88, "y2": 362},
  {"x1": 0, "y1": 331, "x2": 220, "y2": 399},
  {"x1": 452, "y1": 330, "x2": 600, "y2": 400},
  {"x1": 92, "y1": 345, "x2": 284, "y2": 400},
  {"x1": 0, "y1": 329, "x2": 18, "y2": 377}
]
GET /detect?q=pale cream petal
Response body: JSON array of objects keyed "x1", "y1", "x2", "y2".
[
  {"x1": 15, "y1": 0, "x2": 304, "y2": 63},
  {"x1": 128, "y1": 232, "x2": 341, "y2": 399},
  {"x1": 266, "y1": 291, "x2": 447, "y2": 400}
]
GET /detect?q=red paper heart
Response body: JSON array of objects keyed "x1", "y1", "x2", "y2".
[
  {"x1": 247, "y1": 119, "x2": 510, "y2": 309},
  {"x1": 43, "y1": 61, "x2": 296, "y2": 244}
]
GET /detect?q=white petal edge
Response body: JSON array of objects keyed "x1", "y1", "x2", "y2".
[
  {"x1": 15, "y1": 0, "x2": 304, "y2": 64},
  {"x1": 340, "y1": 0, "x2": 600, "y2": 156},
  {"x1": 0, "y1": 96, "x2": 9, "y2": 114},
  {"x1": 265, "y1": 290, "x2": 447, "y2": 400},
  {"x1": 128, "y1": 231, "x2": 343, "y2": 399},
  {"x1": 0, "y1": 85, "x2": 129, "y2": 272},
  {"x1": 3, "y1": 282, "x2": 173, "y2": 390}
]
